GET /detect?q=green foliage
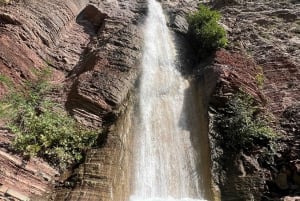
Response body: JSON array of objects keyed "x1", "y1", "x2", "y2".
[
  {"x1": 188, "y1": 4, "x2": 228, "y2": 57},
  {"x1": 216, "y1": 92, "x2": 277, "y2": 151},
  {"x1": 0, "y1": 69, "x2": 99, "y2": 170},
  {"x1": 255, "y1": 66, "x2": 265, "y2": 89},
  {"x1": 0, "y1": 74, "x2": 13, "y2": 87}
]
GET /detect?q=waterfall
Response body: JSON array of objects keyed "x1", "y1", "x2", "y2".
[{"x1": 130, "y1": 0, "x2": 207, "y2": 201}]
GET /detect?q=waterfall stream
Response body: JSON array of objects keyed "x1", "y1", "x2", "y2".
[{"x1": 130, "y1": 0, "x2": 208, "y2": 201}]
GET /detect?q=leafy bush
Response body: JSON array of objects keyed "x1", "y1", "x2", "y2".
[
  {"x1": 215, "y1": 92, "x2": 276, "y2": 151},
  {"x1": 188, "y1": 4, "x2": 228, "y2": 57},
  {"x1": 0, "y1": 74, "x2": 12, "y2": 87},
  {"x1": 0, "y1": 69, "x2": 99, "y2": 170}
]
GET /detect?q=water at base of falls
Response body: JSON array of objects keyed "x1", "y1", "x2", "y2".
[
  {"x1": 130, "y1": 197, "x2": 206, "y2": 201},
  {"x1": 129, "y1": 0, "x2": 208, "y2": 200}
]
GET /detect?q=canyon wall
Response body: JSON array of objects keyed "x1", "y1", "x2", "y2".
[
  {"x1": 205, "y1": 0, "x2": 300, "y2": 200},
  {"x1": 0, "y1": 0, "x2": 146, "y2": 200},
  {"x1": 164, "y1": 0, "x2": 299, "y2": 200},
  {"x1": 0, "y1": 0, "x2": 90, "y2": 199},
  {"x1": 0, "y1": 0, "x2": 299, "y2": 200},
  {"x1": 52, "y1": 0, "x2": 147, "y2": 200}
]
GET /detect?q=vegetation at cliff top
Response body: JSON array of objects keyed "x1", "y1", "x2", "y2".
[
  {"x1": 216, "y1": 92, "x2": 277, "y2": 152},
  {"x1": 188, "y1": 4, "x2": 228, "y2": 58},
  {"x1": 0, "y1": 69, "x2": 99, "y2": 170}
]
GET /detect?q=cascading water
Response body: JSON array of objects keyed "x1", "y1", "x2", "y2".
[{"x1": 130, "y1": 0, "x2": 208, "y2": 201}]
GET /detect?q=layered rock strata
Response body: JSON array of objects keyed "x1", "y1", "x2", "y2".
[
  {"x1": 0, "y1": 0, "x2": 90, "y2": 199},
  {"x1": 0, "y1": 0, "x2": 146, "y2": 200},
  {"x1": 65, "y1": 0, "x2": 146, "y2": 127},
  {"x1": 204, "y1": 0, "x2": 300, "y2": 200},
  {"x1": 2, "y1": 0, "x2": 298, "y2": 201},
  {"x1": 164, "y1": 0, "x2": 300, "y2": 200},
  {"x1": 53, "y1": 0, "x2": 147, "y2": 199}
]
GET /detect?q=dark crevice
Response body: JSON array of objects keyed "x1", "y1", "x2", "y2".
[
  {"x1": 76, "y1": 4, "x2": 107, "y2": 36},
  {"x1": 0, "y1": 14, "x2": 21, "y2": 26}
]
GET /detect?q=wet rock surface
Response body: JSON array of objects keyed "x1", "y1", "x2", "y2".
[{"x1": 52, "y1": 1, "x2": 147, "y2": 200}]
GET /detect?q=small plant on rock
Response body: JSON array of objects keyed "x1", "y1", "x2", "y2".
[
  {"x1": 188, "y1": 4, "x2": 228, "y2": 58},
  {"x1": 0, "y1": 74, "x2": 13, "y2": 87},
  {"x1": 215, "y1": 92, "x2": 277, "y2": 152},
  {"x1": 255, "y1": 65, "x2": 265, "y2": 89}
]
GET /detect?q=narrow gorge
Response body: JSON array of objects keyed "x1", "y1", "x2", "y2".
[{"x1": 0, "y1": 0, "x2": 299, "y2": 201}]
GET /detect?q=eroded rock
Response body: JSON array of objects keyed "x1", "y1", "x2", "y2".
[
  {"x1": 0, "y1": 0, "x2": 146, "y2": 200},
  {"x1": 206, "y1": 0, "x2": 300, "y2": 200}
]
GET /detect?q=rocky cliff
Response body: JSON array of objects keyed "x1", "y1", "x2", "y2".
[
  {"x1": 202, "y1": 0, "x2": 300, "y2": 200},
  {"x1": 0, "y1": 0, "x2": 89, "y2": 199},
  {"x1": 162, "y1": 0, "x2": 300, "y2": 200},
  {"x1": 0, "y1": 0, "x2": 146, "y2": 200},
  {"x1": 0, "y1": 0, "x2": 299, "y2": 200},
  {"x1": 52, "y1": 0, "x2": 147, "y2": 200}
]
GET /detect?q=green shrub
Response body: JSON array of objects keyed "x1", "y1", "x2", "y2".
[
  {"x1": 215, "y1": 92, "x2": 276, "y2": 151},
  {"x1": 188, "y1": 4, "x2": 228, "y2": 57},
  {"x1": 255, "y1": 66, "x2": 265, "y2": 89},
  {"x1": 0, "y1": 74, "x2": 13, "y2": 87},
  {"x1": 0, "y1": 69, "x2": 99, "y2": 170}
]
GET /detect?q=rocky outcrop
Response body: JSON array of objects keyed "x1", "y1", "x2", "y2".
[
  {"x1": 0, "y1": 0, "x2": 91, "y2": 199},
  {"x1": 203, "y1": 0, "x2": 300, "y2": 200},
  {"x1": 218, "y1": 0, "x2": 300, "y2": 116},
  {"x1": 0, "y1": 0, "x2": 146, "y2": 200},
  {"x1": 0, "y1": 0, "x2": 90, "y2": 78},
  {"x1": 1, "y1": 0, "x2": 298, "y2": 201},
  {"x1": 0, "y1": 142, "x2": 58, "y2": 200},
  {"x1": 162, "y1": 0, "x2": 199, "y2": 35},
  {"x1": 52, "y1": 1, "x2": 147, "y2": 200},
  {"x1": 65, "y1": 0, "x2": 145, "y2": 127},
  {"x1": 281, "y1": 104, "x2": 300, "y2": 161},
  {"x1": 201, "y1": 50, "x2": 268, "y2": 201},
  {"x1": 52, "y1": 102, "x2": 136, "y2": 201}
]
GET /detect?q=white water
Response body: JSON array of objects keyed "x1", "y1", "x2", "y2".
[{"x1": 130, "y1": 0, "x2": 207, "y2": 201}]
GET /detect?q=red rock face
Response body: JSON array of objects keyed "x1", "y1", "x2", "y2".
[
  {"x1": 207, "y1": 0, "x2": 300, "y2": 200},
  {"x1": 53, "y1": 1, "x2": 147, "y2": 200},
  {"x1": 218, "y1": 0, "x2": 300, "y2": 117},
  {"x1": 1, "y1": 0, "x2": 296, "y2": 200},
  {"x1": 213, "y1": 50, "x2": 265, "y2": 102},
  {"x1": 0, "y1": 0, "x2": 146, "y2": 200},
  {"x1": 261, "y1": 56, "x2": 300, "y2": 116},
  {"x1": 0, "y1": 147, "x2": 59, "y2": 198},
  {"x1": 0, "y1": 0, "x2": 92, "y2": 199},
  {"x1": 0, "y1": 33, "x2": 44, "y2": 96}
]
